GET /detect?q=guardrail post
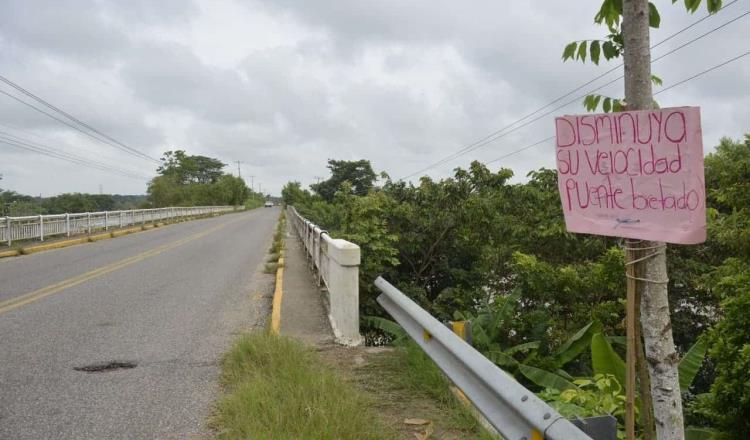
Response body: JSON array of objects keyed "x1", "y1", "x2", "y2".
[
  {"x1": 66, "y1": 213, "x2": 70, "y2": 237},
  {"x1": 119, "y1": 211, "x2": 123, "y2": 228},
  {"x1": 6, "y1": 217, "x2": 11, "y2": 246},
  {"x1": 87, "y1": 213, "x2": 91, "y2": 234},
  {"x1": 104, "y1": 211, "x2": 109, "y2": 231},
  {"x1": 450, "y1": 321, "x2": 472, "y2": 346},
  {"x1": 39, "y1": 214, "x2": 44, "y2": 241}
]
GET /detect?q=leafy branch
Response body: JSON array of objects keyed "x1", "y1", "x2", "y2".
[{"x1": 563, "y1": 0, "x2": 722, "y2": 112}]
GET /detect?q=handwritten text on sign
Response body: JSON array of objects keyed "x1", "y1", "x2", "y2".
[{"x1": 555, "y1": 106, "x2": 706, "y2": 244}]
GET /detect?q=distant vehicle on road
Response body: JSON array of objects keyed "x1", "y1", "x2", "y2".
[{"x1": 264, "y1": 201, "x2": 274, "y2": 208}]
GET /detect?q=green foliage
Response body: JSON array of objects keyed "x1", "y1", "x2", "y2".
[
  {"x1": 555, "y1": 320, "x2": 604, "y2": 366},
  {"x1": 157, "y1": 150, "x2": 225, "y2": 184},
  {"x1": 147, "y1": 151, "x2": 250, "y2": 207},
  {"x1": 281, "y1": 181, "x2": 312, "y2": 206},
  {"x1": 310, "y1": 159, "x2": 377, "y2": 202},
  {"x1": 680, "y1": 337, "x2": 709, "y2": 393},
  {"x1": 565, "y1": 0, "x2": 723, "y2": 112},
  {"x1": 244, "y1": 197, "x2": 264, "y2": 210},
  {"x1": 43, "y1": 193, "x2": 114, "y2": 213},
  {"x1": 362, "y1": 316, "x2": 406, "y2": 342},
  {"x1": 0, "y1": 190, "x2": 147, "y2": 215},
  {"x1": 519, "y1": 364, "x2": 578, "y2": 391},
  {"x1": 699, "y1": 276, "x2": 750, "y2": 437},
  {"x1": 540, "y1": 374, "x2": 627, "y2": 438},
  {"x1": 591, "y1": 333, "x2": 626, "y2": 388},
  {"x1": 286, "y1": 133, "x2": 746, "y2": 435}
]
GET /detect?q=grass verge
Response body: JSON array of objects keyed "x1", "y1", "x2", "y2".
[
  {"x1": 264, "y1": 211, "x2": 286, "y2": 273},
  {"x1": 348, "y1": 341, "x2": 497, "y2": 439},
  {"x1": 212, "y1": 332, "x2": 397, "y2": 440}
]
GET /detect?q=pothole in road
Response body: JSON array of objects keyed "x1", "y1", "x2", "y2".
[{"x1": 73, "y1": 361, "x2": 137, "y2": 373}]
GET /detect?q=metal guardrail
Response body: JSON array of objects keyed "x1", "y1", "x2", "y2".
[
  {"x1": 1, "y1": 206, "x2": 237, "y2": 246},
  {"x1": 375, "y1": 276, "x2": 594, "y2": 440},
  {"x1": 287, "y1": 206, "x2": 363, "y2": 346}
]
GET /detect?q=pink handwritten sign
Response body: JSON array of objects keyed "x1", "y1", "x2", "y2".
[{"x1": 555, "y1": 106, "x2": 706, "y2": 244}]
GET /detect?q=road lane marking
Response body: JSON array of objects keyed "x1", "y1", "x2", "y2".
[{"x1": 0, "y1": 216, "x2": 246, "y2": 315}]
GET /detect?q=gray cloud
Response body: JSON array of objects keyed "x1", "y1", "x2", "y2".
[{"x1": 0, "y1": 0, "x2": 747, "y2": 197}]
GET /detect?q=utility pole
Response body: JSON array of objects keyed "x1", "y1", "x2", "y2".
[
  {"x1": 236, "y1": 160, "x2": 242, "y2": 178},
  {"x1": 248, "y1": 175, "x2": 255, "y2": 200},
  {"x1": 622, "y1": 1, "x2": 683, "y2": 439},
  {"x1": 314, "y1": 176, "x2": 323, "y2": 185}
]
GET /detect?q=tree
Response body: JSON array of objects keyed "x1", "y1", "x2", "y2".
[
  {"x1": 157, "y1": 150, "x2": 225, "y2": 184},
  {"x1": 310, "y1": 159, "x2": 377, "y2": 202},
  {"x1": 281, "y1": 181, "x2": 312, "y2": 206},
  {"x1": 685, "y1": 135, "x2": 750, "y2": 438},
  {"x1": 148, "y1": 151, "x2": 248, "y2": 207},
  {"x1": 41, "y1": 193, "x2": 115, "y2": 213},
  {"x1": 563, "y1": 2, "x2": 724, "y2": 438}
]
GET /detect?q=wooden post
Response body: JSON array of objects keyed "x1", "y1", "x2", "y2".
[
  {"x1": 625, "y1": 241, "x2": 638, "y2": 440},
  {"x1": 635, "y1": 280, "x2": 656, "y2": 440}
]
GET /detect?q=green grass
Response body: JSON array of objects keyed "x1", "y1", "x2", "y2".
[
  {"x1": 263, "y1": 262, "x2": 279, "y2": 274},
  {"x1": 213, "y1": 332, "x2": 397, "y2": 440},
  {"x1": 378, "y1": 342, "x2": 497, "y2": 437}
]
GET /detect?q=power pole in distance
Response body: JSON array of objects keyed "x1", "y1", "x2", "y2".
[{"x1": 236, "y1": 160, "x2": 242, "y2": 178}]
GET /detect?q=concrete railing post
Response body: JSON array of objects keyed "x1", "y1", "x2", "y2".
[
  {"x1": 324, "y1": 237, "x2": 363, "y2": 346},
  {"x1": 87, "y1": 213, "x2": 91, "y2": 234},
  {"x1": 66, "y1": 213, "x2": 70, "y2": 237},
  {"x1": 39, "y1": 214, "x2": 44, "y2": 242},
  {"x1": 6, "y1": 217, "x2": 11, "y2": 246},
  {"x1": 104, "y1": 211, "x2": 109, "y2": 231}
]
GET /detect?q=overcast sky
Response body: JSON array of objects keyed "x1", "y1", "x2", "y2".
[{"x1": 0, "y1": 0, "x2": 747, "y2": 196}]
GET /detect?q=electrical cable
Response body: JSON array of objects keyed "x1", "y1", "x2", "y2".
[
  {"x1": 0, "y1": 133, "x2": 151, "y2": 180},
  {"x1": 0, "y1": 75, "x2": 160, "y2": 163},
  {"x1": 472, "y1": 50, "x2": 750, "y2": 174},
  {"x1": 399, "y1": 3, "x2": 746, "y2": 180}
]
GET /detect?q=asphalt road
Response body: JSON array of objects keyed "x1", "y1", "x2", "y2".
[{"x1": 0, "y1": 208, "x2": 279, "y2": 439}]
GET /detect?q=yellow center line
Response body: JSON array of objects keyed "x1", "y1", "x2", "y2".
[{"x1": 0, "y1": 216, "x2": 246, "y2": 315}]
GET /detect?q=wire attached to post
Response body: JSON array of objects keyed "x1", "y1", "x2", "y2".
[{"x1": 622, "y1": 240, "x2": 669, "y2": 284}]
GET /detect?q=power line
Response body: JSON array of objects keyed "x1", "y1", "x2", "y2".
[
  {"x1": 0, "y1": 131, "x2": 151, "y2": 180},
  {"x1": 651, "y1": 10, "x2": 749, "y2": 64},
  {"x1": 0, "y1": 88, "x2": 159, "y2": 165},
  {"x1": 473, "y1": 50, "x2": 750, "y2": 174},
  {"x1": 399, "y1": 3, "x2": 745, "y2": 180},
  {"x1": 0, "y1": 137, "x2": 150, "y2": 180},
  {"x1": 654, "y1": 49, "x2": 750, "y2": 95},
  {"x1": 0, "y1": 120, "x2": 135, "y2": 166},
  {"x1": 483, "y1": 136, "x2": 555, "y2": 166},
  {"x1": 0, "y1": 75, "x2": 160, "y2": 164}
]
